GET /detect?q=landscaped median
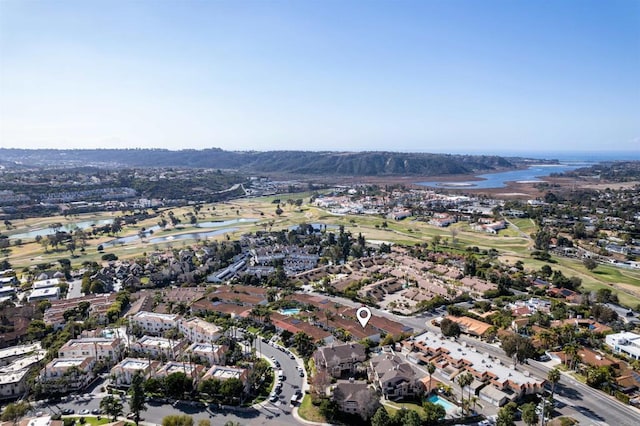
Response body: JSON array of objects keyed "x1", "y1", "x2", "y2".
[{"x1": 61, "y1": 416, "x2": 134, "y2": 426}]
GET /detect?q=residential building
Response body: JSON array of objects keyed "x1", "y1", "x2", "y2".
[
  {"x1": 187, "y1": 343, "x2": 227, "y2": 366},
  {"x1": 130, "y1": 311, "x2": 179, "y2": 336},
  {"x1": 130, "y1": 336, "x2": 184, "y2": 359},
  {"x1": 408, "y1": 331, "x2": 545, "y2": 406},
  {"x1": 332, "y1": 379, "x2": 374, "y2": 418},
  {"x1": 27, "y1": 287, "x2": 60, "y2": 303},
  {"x1": 606, "y1": 332, "x2": 640, "y2": 360},
  {"x1": 202, "y1": 365, "x2": 249, "y2": 391},
  {"x1": 178, "y1": 317, "x2": 221, "y2": 343},
  {"x1": 110, "y1": 358, "x2": 160, "y2": 387},
  {"x1": 39, "y1": 357, "x2": 95, "y2": 392},
  {"x1": 57, "y1": 337, "x2": 123, "y2": 364},
  {"x1": 314, "y1": 343, "x2": 367, "y2": 378},
  {"x1": 0, "y1": 343, "x2": 41, "y2": 367},
  {"x1": 370, "y1": 351, "x2": 422, "y2": 401},
  {"x1": 155, "y1": 361, "x2": 204, "y2": 380}
]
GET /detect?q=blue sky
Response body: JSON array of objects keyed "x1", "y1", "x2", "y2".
[{"x1": 1, "y1": 0, "x2": 638, "y2": 154}]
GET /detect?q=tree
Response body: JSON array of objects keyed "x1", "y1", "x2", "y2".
[
  {"x1": 0, "y1": 401, "x2": 30, "y2": 425},
  {"x1": 583, "y1": 258, "x2": 597, "y2": 271},
  {"x1": 371, "y1": 407, "x2": 391, "y2": 426},
  {"x1": 219, "y1": 377, "x2": 244, "y2": 404},
  {"x1": 393, "y1": 409, "x2": 422, "y2": 426},
  {"x1": 456, "y1": 372, "x2": 473, "y2": 415},
  {"x1": 129, "y1": 371, "x2": 147, "y2": 426},
  {"x1": 496, "y1": 402, "x2": 517, "y2": 426},
  {"x1": 293, "y1": 331, "x2": 316, "y2": 358},
  {"x1": 197, "y1": 421, "x2": 211, "y2": 426},
  {"x1": 426, "y1": 362, "x2": 436, "y2": 395},
  {"x1": 422, "y1": 401, "x2": 446, "y2": 425},
  {"x1": 100, "y1": 395, "x2": 123, "y2": 422},
  {"x1": 164, "y1": 372, "x2": 193, "y2": 399},
  {"x1": 521, "y1": 402, "x2": 539, "y2": 426},
  {"x1": 440, "y1": 318, "x2": 461, "y2": 337},
  {"x1": 500, "y1": 334, "x2": 535, "y2": 364},
  {"x1": 161, "y1": 415, "x2": 194, "y2": 426}
]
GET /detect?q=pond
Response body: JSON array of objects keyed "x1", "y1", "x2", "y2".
[{"x1": 10, "y1": 219, "x2": 114, "y2": 239}]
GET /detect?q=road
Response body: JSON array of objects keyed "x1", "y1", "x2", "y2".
[
  {"x1": 33, "y1": 336, "x2": 305, "y2": 426},
  {"x1": 66, "y1": 279, "x2": 82, "y2": 299}
]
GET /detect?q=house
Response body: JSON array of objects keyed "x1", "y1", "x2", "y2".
[
  {"x1": 370, "y1": 351, "x2": 422, "y2": 400},
  {"x1": 606, "y1": 332, "x2": 640, "y2": 360},
  {"x1": 332, "y1": 379, "x2": 376, "y2": 419},
  {"x1": 178, "y1": 317, "x2": 221, "y2": 343},
  {"x1": 0, "y1": 368, "x2": 30, "y2": 400},
  {"x1": 110, "y1": 358, "x2": 160, "y2": 387},
  {"x1": 314, "y1": 343, "x2": 367, "y2": 378},
  {"x1": 155, "y1": 361, "x2": 205, "y2": 379},
  {"x1": 27, "y1": 287, "x2": 60, "y2": 303},
  {"x1": 57, "y1": 337, "x2": 123, "y2": 365},
  {"x1": 202, "y1": 365, "x2": 250, "y2": 391},
  {"x1": 130, "y1": 336, "x2": 184, "y2": 359},
  {"x1": 39, "y1": 357, "x2": 96, "y2": 393},
  {"x1": 130, "y1": 311, "x2": 180, "y2": 336},
  {"x1": 446, "y1": 316, "x2": 493, "y2": 338},
  {"x1": 0, "y1": 416, "x2": 64, "y2": 426},
  {"x1": 187, "y1": 343, "x2": 227, "y2": 366}
]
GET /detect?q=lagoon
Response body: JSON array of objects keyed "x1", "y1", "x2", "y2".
[{"x1": 417, "y1": 163, "x2": 587, "y2": 189}]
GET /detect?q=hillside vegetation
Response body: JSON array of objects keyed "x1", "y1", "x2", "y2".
[{"x1": 0, "y1": 149, "x2": 517, "y2": 176}]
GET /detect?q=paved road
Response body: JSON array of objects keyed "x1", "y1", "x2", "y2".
[{"x1": 66, "y1": 279, "x2": 82, "y2": 299}]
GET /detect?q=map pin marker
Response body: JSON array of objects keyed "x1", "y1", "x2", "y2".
[{"x1": 356, "y1": 307, "x2": 372, "y2": 328}]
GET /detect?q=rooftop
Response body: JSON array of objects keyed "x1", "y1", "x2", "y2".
[
  {"x1": 0, "y1": 343, "x2": 42, "y2": 360},
  {"x1": 416, "y1": 331, "x2": 543, "y2": 388},
  {"x1": 132, "y1": 311, "x2": 179, "y2": 321}
]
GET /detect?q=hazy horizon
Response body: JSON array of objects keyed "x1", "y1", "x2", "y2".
[{"x1": 1, "y1": 0, "x2": 639, "y2": 152}]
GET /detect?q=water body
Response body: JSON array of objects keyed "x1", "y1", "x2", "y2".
[
  {"x1": 418, "y1": 163, "x2": 588, "y2": 189},
  {"x1": 10, "y1": 219, "x2": 114, "y2": 239},
  {"x1": 197, "y1": 218, "x2": 258, "y2": 227},
  {"x1": 148, "y1": 228, "x2": 238, "y2": 244}
]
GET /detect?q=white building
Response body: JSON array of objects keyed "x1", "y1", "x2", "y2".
[
  {"x1": 202, "y1": 365, "x2": 249, "y2": 390},
  {"x1": 605, "y1": 332, "x2": 640, "y2": 360},
  {"x1": 187, "y1": 343, "x2": 227, "y2": 366},
  {"x1": 110, "y1": 358, "x2": 159, "y2": 387},
  {"x1": 57, "y1": 338, "x2": 123, "y2": 364},
  {"x1": 32, "y1": 278, "x2": 61, "y2": 289},
  {"x1": 39, "y1": 357, "x2": 95, "y2": 392},
  {"x1": 27, "y1": 287, "x2": 60, "y2": 303},
  {"x1": 0, "y1": 343, "x2": 42, "y2": 367},
  {"x1": 131, "y1": 336, "x2": 184, "y2": 359},
  {"x1": 0, "y1": 369, "x2": 30, "y2": 399},
  {"x1": 178, "y1": 317, "x2": 221, "y2": 343},
  {"x1": 130, "y1": 311, "x2": 179, "y2": 336}
]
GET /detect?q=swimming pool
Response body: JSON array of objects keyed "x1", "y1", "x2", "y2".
[
  {"x1": 280, "y1": 308, "x2": 301, "y2": 316},
  {"x1": 427, "y1": 395, "x2": 456, "y2": 412}
]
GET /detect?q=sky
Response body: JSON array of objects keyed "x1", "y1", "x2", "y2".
[{"x1": 0, "y1": 0, "x2": 639, "y2": 154}]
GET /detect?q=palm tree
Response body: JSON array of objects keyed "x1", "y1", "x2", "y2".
[
  {"x1": 426, "y1": 362, "x2": 436, "y2": 395},
  {"x1": 456, "y1": 372, "x2": 473, "y2": 415},
  {"x1": 543, "y1": 368, "x2": 561, "y2": 426},
  {"x1": 563, "y1": 343, "x2": 579, "y2": 370}
]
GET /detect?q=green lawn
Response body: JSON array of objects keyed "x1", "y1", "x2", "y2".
[
  {"x1": 62, "y1": 416, "x2": 134, "y2": 426},
  {"x1": 383, "y1": 401, "x2": 425, "y2": 418},
  {"x1": 298, "y1": 394, "x2": 327, "y2": 423}
]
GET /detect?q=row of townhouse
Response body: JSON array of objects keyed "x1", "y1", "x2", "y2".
[
  {"x1": 0, "y1": 344, "x2": 46, "y2": 400},
  {"x1": 406, "y1": 331, "x2": 545, "y2": 407},
  {"x1": 109, "y1": 357, "x2": 249, "y2": 391}
]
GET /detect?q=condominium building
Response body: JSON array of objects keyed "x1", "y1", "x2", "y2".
[
  {"x1": 178, "y1": 317, "x2": 221, "y2": 343},
  {"x1": 57, "y1": 337, "x2": 123, "y2": 364},
  {"x1": 187, "y1": 343, "x2": 227, "y2": 366},
  {"x1": 130, "y1": 311, "x2": 179, "y2": 336},
  {"x1": 39, "y1": 357, "x2": 95, "y2": 392},
  {"x1": 110, "y1": 358, "x2": 160, "y2": 386}
]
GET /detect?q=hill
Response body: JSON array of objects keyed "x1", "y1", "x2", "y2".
[{"x1": 0, "y1": 148, "x2": 517, "y2": 176}]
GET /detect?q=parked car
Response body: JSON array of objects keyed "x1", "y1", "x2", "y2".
[
  {"x1": 61, "y1": 409, "x2": 74, "y2": 415},
  {"x1": 91, "y1": 409, "x2": 101, "y2": 415},
  {"x1": 80, "y1": 409, "x2": 90, "y2": 415},
  {"x1": 269, "y1": 393, "x2": 279, "y2": 403}
]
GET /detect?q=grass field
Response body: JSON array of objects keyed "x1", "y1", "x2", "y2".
[
  {"x1": 298, "y1": 394, "x2": 326, "y2": 423},
  {"x1": 4, "y1": 194, "x2": 639, "y2": 307}
]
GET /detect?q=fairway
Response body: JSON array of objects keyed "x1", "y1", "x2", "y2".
[{"x1": 3, "y1": 194, "x2": 638, "y2": 308}]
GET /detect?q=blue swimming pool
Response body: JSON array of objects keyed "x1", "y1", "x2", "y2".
[
  {"x1": 427, "y1": 395, "x2": 456, "y2": 412},
  {"x1": 280, "y1": 308, "x2": 301, "y2": 316}
]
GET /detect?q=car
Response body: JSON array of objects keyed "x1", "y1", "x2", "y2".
[
  {"x1": 289, "y1": 353, "x2": 295, "y2": 360},
  {"x1": 35, "y1": 411, "x2": 44, "y2": 417},
  {"x1": 61, "y1": 409, "x2": 74, "y2": 415},
  {"x1": 126, "y1": 413, "x2": 136, "y2": 420},
  {"x1": 269, "y1": 394, "x2": 279, "y2": 403},
  {"x1": 299, "y1": 370, "x2": 304, "y2": 377},
  {"x1": 91, "y1": 409, "x2": 101, "y2": 415},
  {"x1": 80, "y1": 409, "x2": 90, "y2": 415}
]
